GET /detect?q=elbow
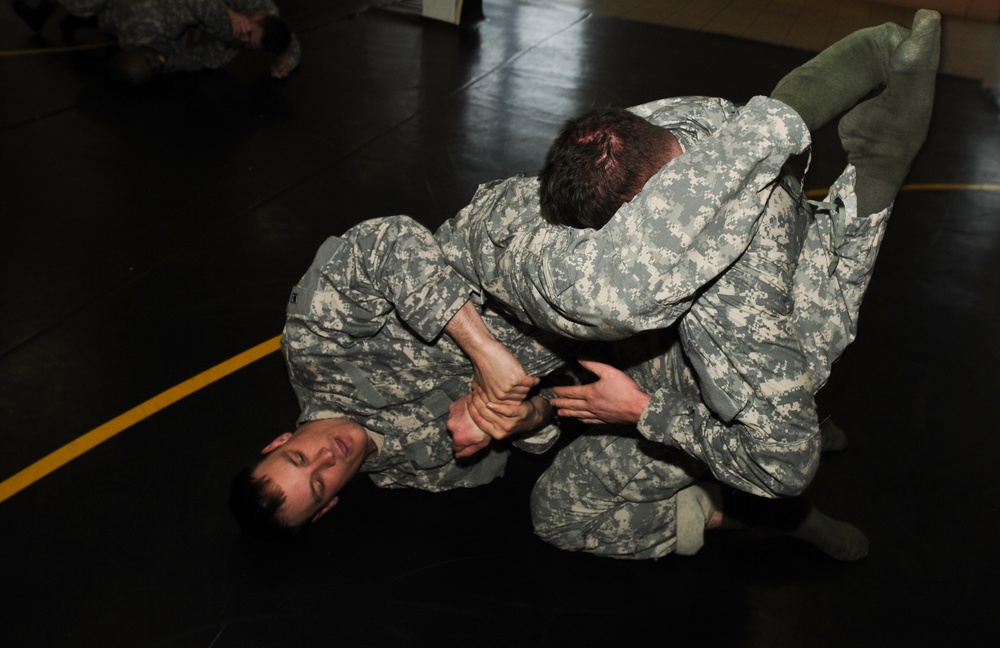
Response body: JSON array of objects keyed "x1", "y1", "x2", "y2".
[{"x1": 756, "y1": 444, "x2": 821, "y2": 497}]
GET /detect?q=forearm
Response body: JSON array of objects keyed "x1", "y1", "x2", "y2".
[
  {"x1": 275, "y1": 34, "x2": 301, "y2": 71},
  {"x1": 444, "y1": 300, "x2": 501, "y2": 369},
  {"x1": 446, "y1": 299, "x2": 540, "y2": 409}
]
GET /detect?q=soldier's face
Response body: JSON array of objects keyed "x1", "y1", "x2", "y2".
[
  {"x1": 253, "y1": 419, "x2": 373, "y2": 526},
  {"x1": 238, "y1": 20, "x2": 264, "y2": 49}
]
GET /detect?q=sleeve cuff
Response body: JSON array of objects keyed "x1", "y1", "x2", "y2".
[{"x1": 398, "y1": 267, "x2": 474, "y2": 343}]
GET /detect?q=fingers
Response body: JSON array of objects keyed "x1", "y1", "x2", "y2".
[
  {"x1": 469, "y1": 399, "x2": 512, "y2": 440},
  {"x1": 484, "y1": 401, "x2": 521, "y2": 417},
  {"x1": 469, "y1": 384, "x2": 538, "y2": 440},
  {"x1": 473, "y1": 384, "x2": 520, "y2": 416},
  {"x1": 555, "y1": 407, "x2": 601, "y2": 424},
  {"x1": 468, "y1": 390, "x2": 504, "y2": 437},
  {"x1": 467, "y1": 398, "x2": 495, "y2": 432},
  {"x1": 550, "y1": 396, "x2": 591, "y2": 419},
  {"x1": 454, "y1": 437, "x2": 490, "y2": 458},
  {"x1": 448, "y1": 394, "x2": 494, "y2": 455},
  {"x1": 471, "y1": 375, "x2": 536, "y2": 407},
  {"x1": 551, "y1": 359, "x2": 615, "y2": 398},
  {"x1": 576, "y1": 358, "x2": 615, "y2": 375},
  {"x1": 510, "y1": 373, "x2": 541, "y2": 388},
  {"x1": 232, "y1": 16, "x2": 250, "y2": 37},
  {"x1": 549, "y1": 396, "x2": 579, "y2": 410},
  {"x1": 552, "y1": 384, "x2": 586, "y2": 399}
]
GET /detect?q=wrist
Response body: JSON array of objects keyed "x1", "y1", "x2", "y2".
[
  {"x1": 631, "y1": 391, "x2": 651, "y2": 424},
  {"x1": 445, "y1": 300, "x2": 492, "y2": 358},
  {"x1": 531, "y1": 395, "x2": 553, "y2": 427}
]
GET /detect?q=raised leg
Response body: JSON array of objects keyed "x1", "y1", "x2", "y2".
[
  {"x1": 840, "y1": 9, "x2": 941, "y2": 216},
  {"x1": 771, "y1": 20, "x2": 909, "y2": 130}
]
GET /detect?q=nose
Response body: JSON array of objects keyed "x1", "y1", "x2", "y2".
[{"x1": 311, "y1": 447, "x2": 336, "y2": 467}]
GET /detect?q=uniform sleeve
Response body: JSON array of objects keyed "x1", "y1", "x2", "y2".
[
  {"x1": 282, "y1": 216, "x2": 473, "y2": 424},
  {"x1": 111, "y1": 0, "x2": 231, "y2": 61},
  {"x1": 272, "y1": 34, "x2": 301, "y2": 75},
  {"x1": 636, "y1": 385, "x2": 820, "y2": 498},
  {"x1": 292, "y1": 216, "x2": 473, "y2": 344},
  {"x1": 483, "y1": 96, "x2": 811, "y2": 341},
  {"x1": 630, "y1": 95, "x2": 737, "y2": 133},
  {"x1": 613, "y1": 325, "x2": 818, "y2": 499},
  {"x1": 185, "y1": 0, "x2": 233, "y2": 40},
  {"x1": 363, "y1": 420, "x2": 512, "y2": 492}
]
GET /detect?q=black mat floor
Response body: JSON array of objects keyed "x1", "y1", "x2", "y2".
[{"x1": 2, "y1": 1, "x2": 998, "y2": 646}]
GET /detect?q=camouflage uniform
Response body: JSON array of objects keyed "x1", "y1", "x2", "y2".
[
  {"x1": 514, "y1": 100, "x2": 889, "y2": 558},
  {"x1": 283, "y1": 96, "x2": 886, "y2": 544},
  {"x1": 60, "y1": 0, "x2": 300, "y2": 74},
  {"x1": 289, "y1": 99, "x2": 811, "y2": 497},
  {"x1": 282, "y1": 216, "x2": 578, "y2": 491},
  {"x1": 435, "y1": 96, "x2": 811, "y2": 340}
]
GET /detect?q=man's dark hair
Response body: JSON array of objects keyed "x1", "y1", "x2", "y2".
[
  {"x1": 229, "y1": 465, "x2": 298, "y2": 540},
  {"x1": 107, "y1": 46, "x2": 163, "y2": 86},
  {"x1": 539, "y1": 106, "x2": 676, "y2": 229},
  {"x1": 259, "y1": 15, "x2": 292, "y2": 53}
]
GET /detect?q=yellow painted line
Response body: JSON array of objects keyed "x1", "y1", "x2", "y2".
[
  {"x1": 0, "y1": 334, "x2": 282, "y2": 504},
  {"x1": 806, "y1": 183, "x2": 1000, "y2": 198},
  {"x1": 0, "y1": 42, "x2": 115, "y2": 56}
]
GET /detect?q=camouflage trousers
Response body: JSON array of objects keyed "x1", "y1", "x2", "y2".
[
  {"x1": 683, "y1": 165, "x2": 887, "y2": 429},
  {"x1": 532, "y1": 164, "x2": 890, "y2": 557},
  {"x1": 531, "y1": 427, "x2": 707, "y2": 559}
]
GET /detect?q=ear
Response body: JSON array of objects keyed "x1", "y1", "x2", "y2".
[
  {"x1": 261, "y1": 432, "x2": 292, "y2": 454},
  {"x1": 311, "y1": 496, "x2": 339, "y2": 522}
]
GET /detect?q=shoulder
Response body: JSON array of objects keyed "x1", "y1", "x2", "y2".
[{"x1": 638, "y1": 96, "x2": 737, "y2": 126}]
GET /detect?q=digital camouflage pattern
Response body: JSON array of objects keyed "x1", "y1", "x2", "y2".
[
  {"x1": 656, "y1": 167, "x2": 890, "y2": 499},
  {"x1": 437, "y1": 96, "x2": 891, "y2": 556},
  {"x1": 282, "y1": 216, "x2": 577, "y2": 491},
  {"x1": 280, "y1": 95, "x2": 890, "y2": 554},
  {"x1": 61, "y1": 0, "x2": 300, "y2": 73},
  {"x1": 533, "y1": 170, "x2": 889, "y2": 558},
  {"x1": 531, "y1": 420, "x2": 707, "y2": 560},
  {"x1": 435, "y1": 96, "x2": 811, "y2": 340}
]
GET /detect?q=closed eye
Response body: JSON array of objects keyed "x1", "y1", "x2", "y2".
[{"x1": 282, "y1": 451, "x2": 307, "y2": 467}]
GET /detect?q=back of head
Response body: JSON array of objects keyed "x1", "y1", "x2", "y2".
[
  {"x1": 258, "y1": 15, "x2": 292, "y2": 53},
  {"x1": 539, "y1": 106, "x2": 675, "y2": 229},
  {"x1": 229, "y1": 465, "x2": 298, "y2": 541},
  {"x1": 107, "y1": 46, "x2": 164, "y2": 86}
]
